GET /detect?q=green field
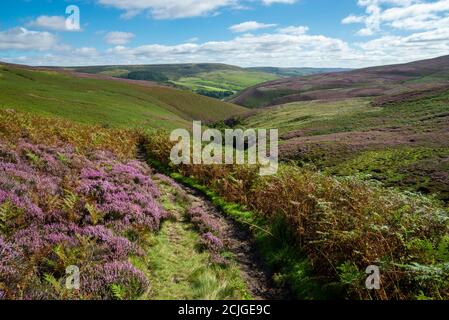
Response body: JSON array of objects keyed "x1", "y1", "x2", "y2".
[
  {"x1": 239, "y1": 98, "x2": 374, "y2": 135},
  {"x1": 0, "y1": 64, "x2": 247, "y2": 130},
  {"x1": 68, "y1": 63, "x2": 279, "y2": 99},
  {"x1": 172, "y1": 70, "x2": 278, "y2": 98},
  {"x1": 67, "y1": 63, "x2": 351, "y2": 100}
]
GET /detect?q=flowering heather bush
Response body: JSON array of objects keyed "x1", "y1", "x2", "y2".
[
  {"x1": 0, "y1": 132, "x2": 164, "y2": 300},
  {"x1": 200, "y1": 232, "x2": 225, "y2": 253},
  {"x1": 186, "y1": 205, "x2": 229, "y2": 265},
  {"x1": 187, "y1": 206, "x2": 221, "y2": 235},
  {"x1": 77, "y1": 160, "x2": 165, "y2": 233},
  {"x1": 81, "y1": 261, "x2": 149, "y2": 300},
  {"x1": 200, "y1": 233, "x2": 227, "y2": 266}
]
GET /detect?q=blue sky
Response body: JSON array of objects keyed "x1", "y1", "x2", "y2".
[{"x1": 1, "y1": 0, "x2": 449, "y2": 67}]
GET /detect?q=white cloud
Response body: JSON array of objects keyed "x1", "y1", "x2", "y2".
[
  {"x1": 343, "y1": 0, "x2": 449, "y2": 36},
  {"x1": 262, "y1": 0, "x2": 297, "y2": 4},
  {"x1": 97, "y1": 0, "x2": 297, "y2": 19},
  {"x1": 104, "y1": 31, "x2": 135, "y2": 45},
  {"x1": 229, "y1": 21, "x2": 277, "y2": 32},
  {"x1": 278, "y1": 25, "x2": 309, "y2": 35},
  {"x1": 27, "y1": 15, "x2": 80, "y2": 32},
  {"x1": 102, "y1": 27, "x2": 355, "y2": 67},
  {"x1": 4, "y1": 22, "x2": 449, "y2": 69},
  {"x1": 0, "y1": 27, "x2": 58, "y2": 51},
  {"x1": 97, "y1": 0, "x2": 237, "y2": 19}
]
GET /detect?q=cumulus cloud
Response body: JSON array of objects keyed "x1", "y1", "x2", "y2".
[
  {"x1": 229, "y1": 21, "x2": 277, "y2": 32},
  {"x1": 0, "y1": 27, "x2": 58, "y2": 51},
  {"x1": 27, "y1": 15, "x2": 80, "y2": 32},
  {"x1": 3, "y1": 1, "x2": 449, "y2": 69},
  {"x1": 278, "y1": 25, "x2": 309, "y2": 35},
  {"x1": 343, "y1": 0, "x2": 449, "y2": 36},
  {"x1": 97, "y1": 0, "x2": 237, "y2": 19},
  {"x1": 104, "y1": 31, "x2": 135, "y2": 45},
  {"x1": 97, "y1": 0, "x2": 297, "y2": 19},
  {"x1": 262, "y1": 0, "x2": 297, "y2": 4}
]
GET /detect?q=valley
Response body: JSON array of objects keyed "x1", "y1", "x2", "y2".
[
  {"x1": 65, "y1": 63, "x2": 345, "y2": 99},
  {"x1": 1, "y1": 55, "x2": 449, "y2": 301}
]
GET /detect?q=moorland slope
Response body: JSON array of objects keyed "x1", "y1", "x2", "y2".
[
  {"x1": 0, "y1": 62, "x2": 247, "y2": 129},
  {"x1": 231, "y1": 55, "x2": 449, "y2": 108}
]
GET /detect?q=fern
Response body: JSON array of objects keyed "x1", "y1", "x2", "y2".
[
  {"x1": 44, "y1": 273, "x2": 63, "y2": 296},
  {"x1": 62, "y1": 190, "x2": 79, "y2": 222},
  {"x1": 85, "y1": 203, "x2": 104, "y2": 225},
  {"x1": 0, "y1": 202, "x2": 8, "y2": 232},
  {"x1": 53, "y1": 245, "x2": 69, "y2": 266},
  {"x1": 110, "y1": 284, "x2": 125, "y2": 300},
  {"x1": 437, "y1": 236, "x2": 449, "y2": 261},
  {"x1": 63, "y1": 190, "x2": 78, "y2": 211},
  {"x1": 26, "y1": 152, "x2": 43, "y2": 167},
  {"x1": 0, "y1": 201, "x2": 22, "y2": 235}
]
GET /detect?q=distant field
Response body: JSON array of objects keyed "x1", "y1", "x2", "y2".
[
  {"x1": 239, "y1": 98, "x2": 375, "y2": 135},
  {"x1": 239, "y1": 92, "x2": 449, "y2": 201},
  {"x1": 68, "y1": 63, "x2": 278, "y2": 99},
  {"x1": 0, "y1": 64, "x2": 247, "y2": 130},
  {"x1": 66, "y1": 63, "x2": 349, "y2": 100},
  {"x1": 172, "y1": 70, "x2": 278, "y2": 98}
]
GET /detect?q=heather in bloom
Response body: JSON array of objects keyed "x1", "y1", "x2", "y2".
[
  {"x1": 200, "y1": 232, "x2": 225, "y2": 253},
  {"x1": 0, "y1": 137, "x2": 163, "y2": 300},
  {"x1": 81, "y1": 261, "x2": 149, "y2": 300},
  {"x1": 186, "y1": 205, "x2": 229, "y2": 265},
  {"x1": 187, "y1": 206, "x2": 221, "y2": 235}
]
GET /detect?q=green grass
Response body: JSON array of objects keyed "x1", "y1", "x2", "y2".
[
  {"x1": 0, "y1": 64, "x2": 247, "y2": 130},
  {"x1": 240, "y1": 98, "x2": 374, "y2": 135},
  {"x1": 329, "y1": 146, "x2": 449, "y2": 200},
  {"x1": 172, "y1": 70, "x2": 278, "y2": 95},
  {"x1": 134, "y1": 181, "x2": 249, "y2": 300},
  {"x1": 68, "y1": 63, "x2": 280, "y2": 99}
]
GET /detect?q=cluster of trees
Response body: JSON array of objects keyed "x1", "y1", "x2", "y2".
[
  {"x1": 122, "y1": 71, "x2": 169, "y2": 82},
  {"x1": 195, "y1": 89, "x2": 234, "y2": 99}
]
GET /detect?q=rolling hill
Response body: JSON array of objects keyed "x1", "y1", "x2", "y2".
[
  {"x1": 65, "y1": 63, "x2": 347, "y2": 99},
  {"x1": 246, "y1": 67, "x2": 351, "y2": 77},
  {"x1": 231, "y1": 55, "x2": 449, "y2": 108},
  {"x1": 0, "y1": 62, "x2": 247, "y2": 130},
  {"x1": 237, "y1": 86, "x2": 449, "y2": 201},
  {"x1": 65, "y1": 63, "x2": 278, "y2": 99}
]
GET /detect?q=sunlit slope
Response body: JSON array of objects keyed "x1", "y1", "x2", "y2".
[
  {"x1": 239, "y1": 90, "x2": 449, "y2": 201},
  {"x1": 0, "y1": 63, "x2": 247, "y2": 130}
]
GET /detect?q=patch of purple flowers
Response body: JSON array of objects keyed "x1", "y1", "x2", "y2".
[
  {"x1": 187, "y1": 206, "x2": 221, "y2": 235},
  {"x1": 82, "y1": 261, "x2": 149, "y2": 300},
  {"x1": 0, "y1": 139, "x2": 164, "y2": 299},
  {"x1": 187, "y1": 206, "x2": 228, "y2": 265}
]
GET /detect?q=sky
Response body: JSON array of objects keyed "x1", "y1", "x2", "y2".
[{"x1": 0, "y1": 0, "x2": 449, "y2": 68}]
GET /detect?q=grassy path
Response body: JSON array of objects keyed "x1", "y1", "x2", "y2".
[{"x1": 133, "y1": 177, "x2": 251, "y2": 300}]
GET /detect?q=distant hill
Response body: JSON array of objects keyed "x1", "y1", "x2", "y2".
[
  {"x1": 0, "y1": 62, "x2": 247, "y2": 130},
  {"x1": 246, "y1": 67, "x2": 351, "y2": 77},
  {"x1": 64, "y1": 63, "x2": 347, "y2": 99},
  {"x1": 231, "y1": 55, "x2": 449, "y2": 108}
]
